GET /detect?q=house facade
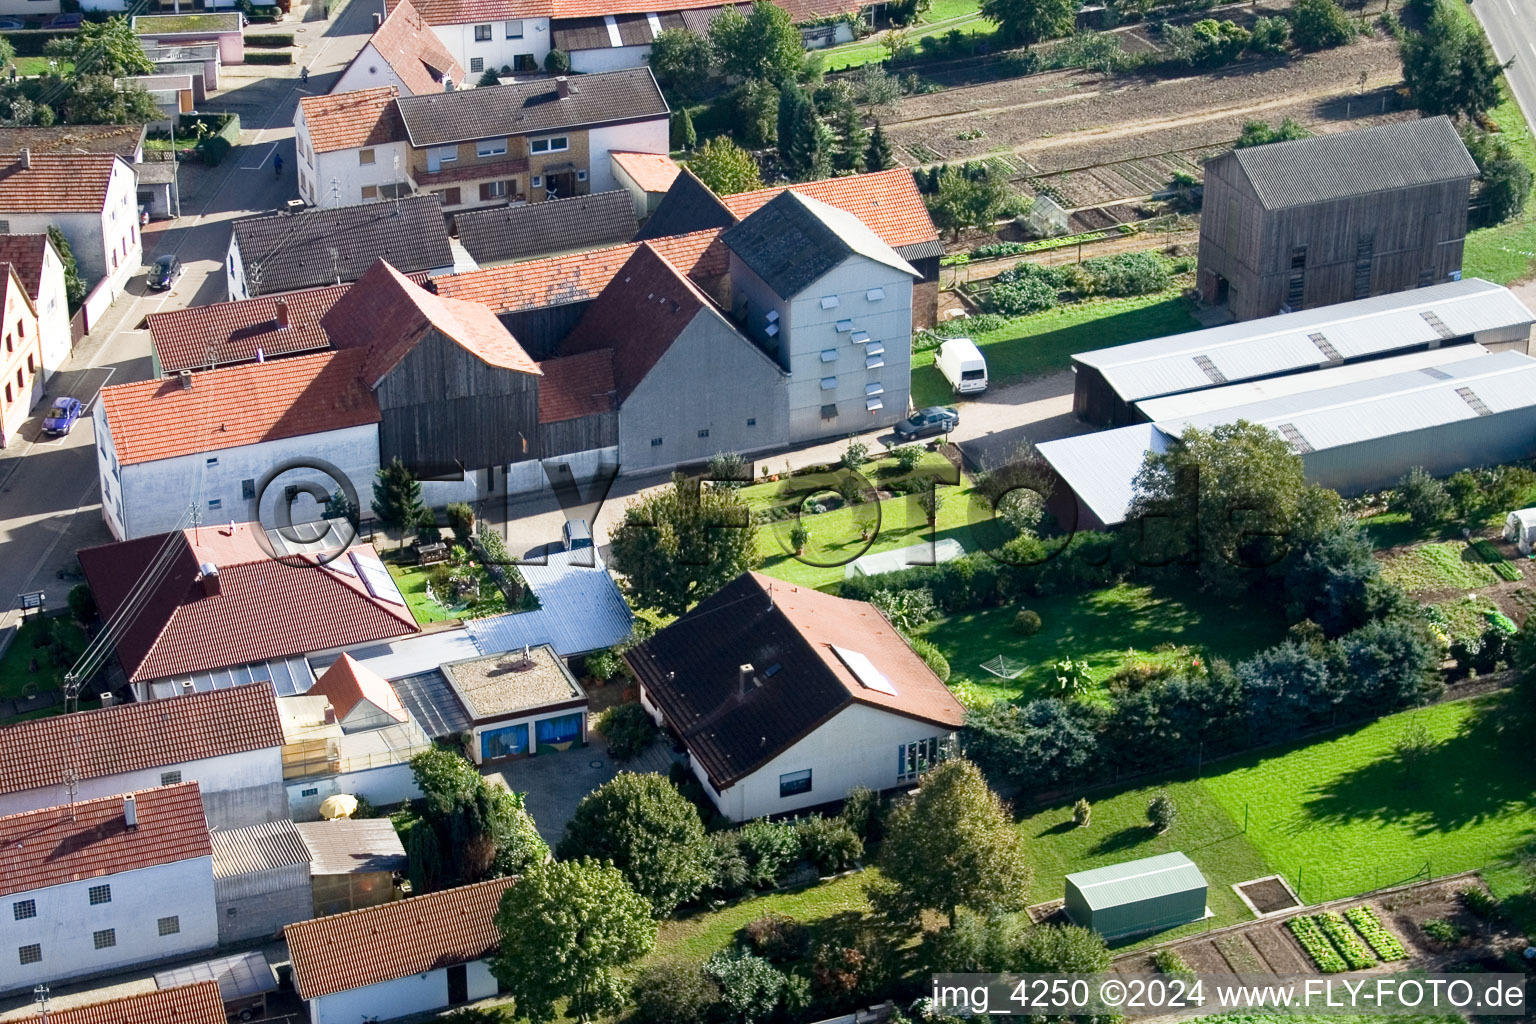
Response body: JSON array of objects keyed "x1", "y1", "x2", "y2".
[
  {"x1": 0, "y1": 784, "x2": 219, "y2": 994},
  {"x1": 0, "y1": 684, "x2": 287, "y2": 829},
  {"x1": 0, "y1": 152, "x2": 140, "y2": 296},
  {"x1": 1197, "y1": 117, "x2": 1479, "y2": 321},
  {"x1": 0, "y1": 263, "x2": 42, "y2": 450},
  {"x1": 295, "y1": 88, "x2": 414, "y2": 210},
  {"x1": 333, "y1": 0, "x2": 465, "y2": 97},
  {"x1": 286, "y1": 878, "x2": 514, "y2": 1024},
  {"x1": 440, "y1": 646, "x2": 589, "y2": 764},
  {"x1": 0, "y1": 232, "x2": 73, "y2": 386},
  {"x1": 211, "y1": 818, "x2": 314, "y2": 944}
]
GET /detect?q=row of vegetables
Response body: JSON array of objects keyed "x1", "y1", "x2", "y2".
[{"x1": 1286, "y1": 905, "x2": 1408, "y2": 973}]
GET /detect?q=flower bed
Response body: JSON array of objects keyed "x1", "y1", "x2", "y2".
[
  {"x1": 1287, "y1": 915, "x2": 1347, "y2": 973},
  {"x1": 1317, "y1": 911, "x2": 1376, "y2": 970},
  {"x1": 1343, "y1": 905, "x2": 1407, "y2": 961}
]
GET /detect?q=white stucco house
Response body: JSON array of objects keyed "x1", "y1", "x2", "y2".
[
  {"x1": 627, "y1": 572, "x2": 965, "y2": 821},
  {"x1": 0, "y1": 684, "x2": 287, "y2": 829},
  {"x1": 295, "y1": 87, "x2": 414, "y2": 210},
  {"x1": 0, "y1": 151, "x2": 140, "y2": 297},
  {"x1": 387, "y1": 0, "x2": 551, "y2": 76},
  {"x1": 334, "y1": 0, "x2": 465, "y2": 96},
  {"x1": 0, "y1": 232, "x2": 73, "y2": 386},
  {"x1": 286, "y1": 877, "x2": 513, "y2": 1024},
  {"x1": 0, "y1": 783, "x2": 219, "y2": 995}
]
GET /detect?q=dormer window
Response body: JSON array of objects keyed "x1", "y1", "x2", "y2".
[{"x1": 820, "y1": 295, "x2": 840, "y2": 309}]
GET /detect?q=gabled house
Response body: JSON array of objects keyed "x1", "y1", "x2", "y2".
[
  {"x1": 0, "y1": 783, "x2": 219, "y2": 993},
  {"x1": 0, "y1": 261, "x2": 42, "y2": 450},
  {"x1": 0, "y1": 150, "x2": 140, "y2": 295},
  {"x1": 0, "y1": 124, "x2": 146, "y2": 161},
  {"x1": 20, "y1": 984, "x2": 227, "y2": 1024},
  {"x1": 0, "y1": 232, "x2": 74, "y2": 393},
  {"x1": 720, "y1": 190, "x2": 917, "y2": 440},
  {"x1": 226, "y1": 194, "x2": 457, "y2": 300},
  {"x1": 307, "y1": 653, "x2": 412, "y2": 731},
  {"x1": 334, "y1": 0, "x2": 466, "y2": 97},
  {"x1": 295, "y1": 87, "x2": 414, "y2": 210},
  {"x1": 453, "y1": 188, "x2": 637, "y2": 265},
  {"x1": 627, "y1": 573, "x2": 965, "y2": 820},
  {"x1": 0, "y1": 683, "x2": 286, "y2": 828},
  {"x1": 286, "y1": 877, "x2": 515, "y2": 1024},
  {"x1": 609, "y1": 149, "x2": 681, "y2": 216},
  {"x1": 75, "y1": 522, "x2": 419, "y2": 694}
]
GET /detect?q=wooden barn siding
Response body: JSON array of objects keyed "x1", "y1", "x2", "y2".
[
  {"x1": 539, "y1": 411, "x2": 619, "y2": 458},
  {"x1": 500, "y1": 301, "x2": 591, "y2": 360},
  {"x1": 375, "y1": 328, "x2": 542, "y2": 474}
]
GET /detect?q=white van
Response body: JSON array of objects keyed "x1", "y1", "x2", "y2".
[{"x1": 935, "y1": 338, "x2": 988, "y2": 394}]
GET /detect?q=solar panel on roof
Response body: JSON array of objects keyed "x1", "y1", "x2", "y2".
[
  {"x1": 351, "y1": 551, "x2": 406, "y2": 606},
  {"x1": 830, "y1": 645, "x2": 898, "y2": 696}
]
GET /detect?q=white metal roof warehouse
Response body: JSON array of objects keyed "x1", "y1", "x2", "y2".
[
  {"x1": 1042, "y1": 350, "x2": 1536, "y2": 529},
  {"x1": 1070, "y1": 278, "x2": 1534, "y2": 425}
]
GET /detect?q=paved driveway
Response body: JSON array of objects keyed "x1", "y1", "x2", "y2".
[{"x1": 485, "y1": 736, "x2": 679, "y2": 846}]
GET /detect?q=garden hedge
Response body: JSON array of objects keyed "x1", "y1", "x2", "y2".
[
  {"x1": 244, "y1": 32, "x2": 295, "y2": 46},
  {"x1": 0, "y1": 29, "x2": 75, "y2": 57},
  {"x1": 244, "y1": 50, "x2": 293, "y2": 64}
]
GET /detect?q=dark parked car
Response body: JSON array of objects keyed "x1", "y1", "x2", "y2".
[
  {"x1": 0, "y1": 18, "x2": 26, "y2": 30},
  {"x1": 45, "y1": 13, "x2": 82, "y2": 27},
  {"x1": 42, "y1": 398, "x2": 84, "y2": 436},
  {"x1": 147, "y1": 254, "x2": 181, "y2": 291},
  {"x1": 893, "y1": 406, "x2": 959, "y2": 440}
]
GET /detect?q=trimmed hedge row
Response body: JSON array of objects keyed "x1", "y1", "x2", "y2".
[
  {"x1": 244, "y1": 32, "x2": 295, "y2": 46},
  {"x1": 244, "y1": 50, "x2": 293, "y2": 64},
  {"x1": 0, "y1": 29, "x2": 76, "y2": 57}
]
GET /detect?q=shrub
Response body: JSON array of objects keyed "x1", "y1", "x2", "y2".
[
  {"x1": 890, "y1": 444, "x2": 924, "y2": 473},
  {"x1": 68, "y1": 584, "x2": 96, "y2": 623},
  {"x1": 907, "y1": 636, "x2": 951, "y2": 682},
  {"x1": 585, "y1": 646, "x2": 625, "y2": 681},
  {"x1": 1247, "y1": 15, "x2": 1289, "y2": 54},
  {"x1": 1080, "y1": 251, "x2": 1171, "y2": 297},
  {"x1": 841, "y1": 439, "x2": 870, "y2": 471},
  {"x1": 1421, "y1": 918, "x2": 1464, "y2": 945},
  {"x1": 795, "y1": 814, "x2": 864, "y2": 873},
  {"x1": 595, "y1": 702, "x2": 656, "y2": 760},
  {"x1": 631, "y1": 963, "x2": 720, "y2": 1024},
  {"x1": 1390, "y1": 466, "x2": 1451, "y2": 526},
  {"x1": 840, "y1": 786, "x2": 883, "y2": 842},
  {"x1": 703, "y1": 949, "x2": 788, "y2": 1024},
  {"x1": 707, "y1": 830, "x2": 752, "y2": 898},
  {"x1": 245, "y1": 32, "x2": 295, "y2": 46},
  {"x1": 1289, "y1": 0, "x2": 1354, "y2": 49},
  {"x1": 741, "y1": 912, "x2": 815, "y2": 963},
  {"x1": 244, "y1": 50, "x2": 294, "y2": 64},
  {"x1": 1147, "y1": 793, "x2": 1178, "y2": 833},
  {"x1": 543, "y1": 48, "x2": 570, "y2": 72},
  {"x1": 871, "y1": 587, "x2": 938, "y2": 633},
  {"x1": 985, "y1": 274, "x2": 1059, "y2": 316},
  {"x1": 445, "y1": 501, "x2": 475, "y2": 538},
  {"x1": 1459, "y1": 885, "x2": 1502, "y2": 920},
  {"x1": 788, "y1": 522, "x2": 811, "y2": 552},
  {"x1": 737, "y1": 818, "x2": 802, "y2": 887},
  {"x1": 1072, "y1": 797, "x2": 1091, "y2": 828},
  {"x1": 1013, "y1": 608, "x2": 1043, "y2": 636},
  {"x1": 1153, "y1": 947, "x2": 1193, "y2": 975},
  {"x1": 708, "y1": 450, "x2": 749, "y2": 487},
  {"x1": 475, "y1": 521, "x2": 511, "y2": 564}
]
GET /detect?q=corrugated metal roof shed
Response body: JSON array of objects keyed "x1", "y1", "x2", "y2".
[
  {"x1": 211, "y1": 819, "x2": 310, "y2": 878},
  {"x1": 1134, "y1": 344, "x2": 1491, "y2": 421},
  {"x1": 1159, "y1": 350, "x2": 1536, "y2": 453},
  {"x1": 155, "y1": 951, "x2": 277, "y2": 1002},
  {"x1": 295, "y1": 818, "x2": 408, "y2": 875},
  {"x1": 1037, "y1": 423, "x2": 1167, "y2": 528},
  {"x1": 1066, "y1": 852, "x2": 1208, "y2": 910},
  {"x1": 465, "y1": 549, "x2": 633, "y2": 657},
  {"x1": 1074, "y1": 278, "x2": 1533, "y2": 404}
]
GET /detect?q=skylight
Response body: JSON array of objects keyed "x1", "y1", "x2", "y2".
[{"x1": 831, "y1": 645, "x2": 897, "y2": 696}]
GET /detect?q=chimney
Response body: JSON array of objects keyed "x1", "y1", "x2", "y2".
[
  {"x1": 323, "y1": 703, "x2": 337, "y2": 725},
  {"x1": 19, "y1": 147, "x2": 30, "y2": 170},
  {"x1": 445, "y1": 78, "x2": 455, "y2": 92},
  {"x1": 123, "y1": 793, "x2": 138, "y2": 830},
  {"x1": 738, "y1": 663, "x2": 754, "y2": 698},
  {"x1": 372, "y1": 11, "x2": 382, "y2": 27},
  {"x1": 178, "y1": 369, "x2": 193, "y2": 390},
  {"x1": 99, "y1": 693, "x2": 115, "y2": 708},
  {"x1": 274, "y1": 299, "x2": 289, "y2": 329},
  {"x1": 199, "y1": 561, "x2": 221, "y2": 596},
  {"x1": 555, "y1": 76, "x2": 569, "y2": 99},
  {"x1": 181, "y1": 680, "x2": 195, "y2": 696}
]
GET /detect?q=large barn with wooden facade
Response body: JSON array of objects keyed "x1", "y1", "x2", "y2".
[{"x1": 1196, "y1": 117, "x2": 1479, "y2": 321}]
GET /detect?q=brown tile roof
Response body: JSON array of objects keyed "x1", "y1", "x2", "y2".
[
  {"x1": 560, "y1": 242, "x2": 714, "y2": 402},
  {"x1": 286, "y1": 878, "x2": 516, "y2": 1000},
  {"x1": 0, "y1": 684, "x2": 284, "y2": 797},
  {"x1": 394, "y1": 0, "x2": 847, "y2": 23},
  {"x1": 99, "y1": 349, "x2": 381, "y2": 466},
  {"x1": 310, "y1": 653, "x2": 409, "y2": 724},
  {"x1": 609, "y1": 150, "x2": 681, "y2": 193},
  {"x1": 77, "y1": 524, "x2": 418, "y2": 682},
  {"x1": 536, "y1": 349, "x2": 615, "y2": 423},
  {"x1": 0, "y1": 233, "x2": 52, "y2": 300},
  {"x1": 299, "y1": 87, "x2": 406, "y2": 154},
  {"x1": 625, "y1": 572, "x2": 964, "y2": 789},
  {"x1": 0, "y1": 124, "x2": 145, "y2": 159},
  {"x1": 43, "y1": 984, "x2": 226, "y2": 1024},
  {"x1": 349, "y1": 0, "x2": 465, "y2": 96},
  {"x1": 454, "y1": 190, "x2": 638, "y2": 266},
  {"x1": 323, "y1": 259, "x2": 539, "y2": 385},
  {"x1": 0, "y1": 783, "x2": 212, "y2": 898},
  {"x1": 0, "y1": 152, "x2": 124, "y2": 213},
  {"x1": 388, "y1": 0, "x2": 552, "y2": 23},
  {"x1": 720, "y1": 168, "x2": 938, "y2": 251},
  {"x1": 432, "y1": 227, "x2": 726, "y2": 313}
]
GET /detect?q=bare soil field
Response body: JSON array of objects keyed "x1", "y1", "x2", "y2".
[{"x1": 886, "y1": 27, "x2": 1414, "y2": 195}]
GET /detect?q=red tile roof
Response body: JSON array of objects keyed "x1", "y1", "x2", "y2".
[
  {"x1": 433, "y1": 227, "x2": 726, "y2": 313},
  {"x1": 299, "y1": 87, "x2": 406, "y2": 154},
  {"x1": 0, "y1": 783, "x2": 212, "y2": 898},
  {"x1": 43, "y1": 984, "x2": 226, "y2": 1024},
  {"x1": 609, "y1": 151, "x2": 682, "y2": 193},
  {"x1": 286, "y1": 878, "x2": 516, "y2": 1000},
  {"x1": 148, "y1": 283, "x2": 347, "y2": 375},
  {"x1": 395, "y1": 0, "x2": 857, "y2": 24},
  {"x1": 99, "y1": 349, "x2": 381, "y2": 466},
  {"x1": 0, "y1": 152, "x2": 124, "y2": 213},
  {"x1": 561, "y1": 242, "x2": 713, "y2": 402},
  {"x1": 324, "y1": 260, "x2": 539, "y2": 385},
  {"x1": 77, "y1": 523, "x2": 418, "y2": 683},
  {"x1": 536, "y1": 349, "x2": 615, "y2": 423},
  {"x1": 349, "y1": 0, "x2": 465, "y2": 96},
  {"x1": 721, "y1": 168, "x2": 938, "y2": 250},
  {"x1": 0, "y1": 233, "x2": 51, "y2": 299},
  {"x1": 310, "y1": 653, "x2": 409, "y2": 724},
  {"x1": 0, "y1": 684, "x2": 284, "y2": 797}
]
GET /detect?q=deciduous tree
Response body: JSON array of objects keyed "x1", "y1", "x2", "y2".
[
  {"x1": 709, "y1": 0, "x2": 806, "y2": 84},
  {"x1": 687, "y1": 136, "x2": 764, "y2": 194},
  {"x1": 648, "y1": 28, "x2": 714, "y2": 98},
  {"x1": 407, "y1": 748, "x2": 547, "y2": 889},
  {"x1": 46, "y1": 16, "x2": 152, "y2": 76},
  {"x1": 1288, "y1": 0, "x2": 1354, "y2": 50},
  {"x1": 979, "y1": 0, "x2": 1073, "y2": 47}
]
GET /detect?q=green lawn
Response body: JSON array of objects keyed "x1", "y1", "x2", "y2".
[
  {"x1": 1377, "y1": 540, "x2": 1503, "y2": 593},
  {"x1": 739, "y1": 449, "x2": 955, "y2": 511},
  {"x1": 820, "y1": 0, "x2": 995, "y2": 70},
  {"x1": 1201, "y1": 694, "x2": 1535, "y2": 902},
  {"x1": 646, "y1": 872, "x2": 874, "y2": 967},
  {"x1": 386, "y1": 560, "x2": 507, "y2": 625},
  {"x1": 919, "y1": 582, "x2": 1285, "y2": 702},
  {"x1": 912, "y1": 287, "x2": 1199, "y2": 407},
  {"x1": 13, "y1": 57, "x2": 73, "y2": 77},
  {"x1": 0, "y1": 616, "x2": 87, "y2": 701},
  {"x1": 1019, "y1": 776, "x2": 1274, "y2": 947}
]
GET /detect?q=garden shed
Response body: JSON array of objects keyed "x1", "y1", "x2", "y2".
[
  {"x1": 1505, "y1": 508, "x2": 1536, "y2": 555},
  {"x1": 1064, "y1": 852, "x2": 1209, "y2": 939}
]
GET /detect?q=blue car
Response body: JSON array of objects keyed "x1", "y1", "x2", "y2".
[{"x1": 43, "y1": 397, "x2": 84, "y2": 436}]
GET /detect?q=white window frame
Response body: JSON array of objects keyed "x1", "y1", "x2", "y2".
[
  {"x1": 530, "y1": 136, "x2": 569, "y2": 154},
  {"x1": 898, "y1": 737, "x2": 940, "y2": 782},
  {"x1": 477, "y1": 137, "x2": 508, "y2": 158},
  {"x1": 505, "y1": 18, "x2": 523, "y2": 36},
  {"x1": 820, "y1": 376, "x2": 837, "y2": 391},
  {"x1": 820, "y1": 294, "x2": 840, "y2": 309}
]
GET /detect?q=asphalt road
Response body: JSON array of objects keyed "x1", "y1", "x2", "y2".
[
  {"x1": 1471, "y1": 0, "x2": 1536, "y2": 123},
  {"x1": 0, "y1": 0, "x2": 379, "y2": 647}
]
